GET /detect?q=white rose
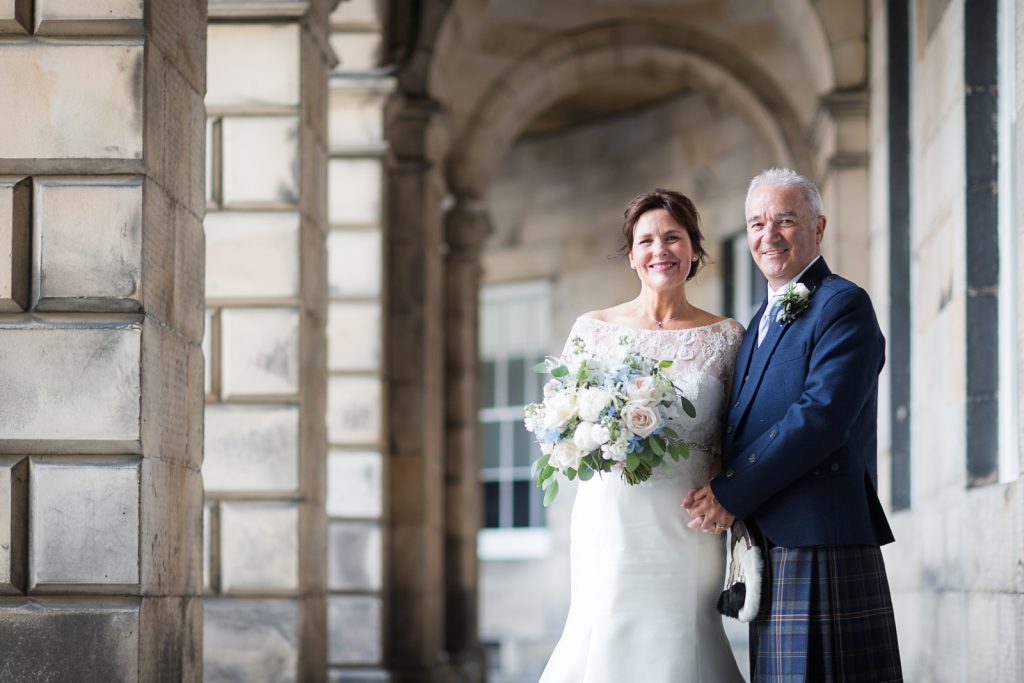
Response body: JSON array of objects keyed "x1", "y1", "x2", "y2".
[
  {"x1": 621, "y1": 401, "x2": 662, "y2": 438},
  {"x1": 572, "y1": 420, "x2": 610, "y2": 453},
  {"x1": 791, "y1": 283, "x2": 810, "y2": 298},
  {"x1": 549, "y1": 439, "x2": 582, "y2": 471},
  {"x1": 601, "y1": 437, "x2": 628, "y2": 462},
  {"x1": 577, "y1": 387, "x2": 612, "y2": 422},
  {"x1": 626, "y1": 376, "x2": 658, "y2": 405},
  {"x1": 543, "y1": 391, "x2": 577, "y2": 430}
]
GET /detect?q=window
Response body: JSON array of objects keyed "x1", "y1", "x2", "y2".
[
  {"x1": 722, "y1": 228, "x2": 766, "y2": 324},
  {"x1": 479, "y1": 281, "x2": 552, "y2": 539}
]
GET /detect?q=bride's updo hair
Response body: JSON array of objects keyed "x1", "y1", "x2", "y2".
[{"x1": 621, "y1": 188, "x2": 708, "y2": 280}]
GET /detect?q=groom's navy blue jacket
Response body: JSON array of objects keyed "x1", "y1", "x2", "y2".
[{"x1": 712, "y1": 257, "x2": 895, "y2": 548}]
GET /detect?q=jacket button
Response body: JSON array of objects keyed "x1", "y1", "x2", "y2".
[
  {"x1": 733, "y1": 401, "x2": 740, "y2": 408},
  {"x1": 748, "y1": 454, "x2": 757, "y2": 464},
  {"x1": 726, "y1": 425, "x2": 733, "y2": 434},
  {"x1": 744, "y1": 374, "x2": 749, "y2": 381},
  {"x1": 831, "y1": 463, "x2": 840, "y2": 472},
  {"x1": 725, "y1": 468, "x2": 735, "y2": 478},
  {"x1": 812, "y1": 469, "x2": 820, "y2": 476},
  {"x1": 769, "y1": 430, "x2": 777, "y2": 439}
]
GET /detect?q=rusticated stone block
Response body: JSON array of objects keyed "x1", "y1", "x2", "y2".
[
  {"x1": 222, "y1": 116, "x2": 300, "y2": 206},
  {"x1": 204, "y1": 599, "x2": 299, "y2": 683},
  {"x1": 139, "y1": 458, "x2": 203, "y2": 594},
  {"x1": 328, "y1": 595, "x2": 381, "y2": 665},
  {"x1": 29, "y1": 459, "x2": 140, "y2": 592},
  {"x1": 139, "y1": 596, "x2": 203, "y2": 683},
  {"x1": 220, "y1": 502, "x2": 299, "y2": 592},
  {"x1": 328, "y1": 302, "x2": 380, "y2": 371},
  {"x1": 221, "y1": 307, "x2": 300, "y2": 398},
  {"x1": 326, "y1": 450, "x2": 382, "y2": 518},
  {"x1": 0, "y1": 458, "x2": 26, "y2": 593},
  {"x1": 0, "y1": 176, "x2": 29, "y2": 312},
  {"x1": 34, "y1": 0, "x2": 144, "y2": 36},
  {"x1": 327, "y1": 376, "x2": 381, "y2": 445},
  {"x1": 204, "y1": 405, "x2": 299, "y2": 492},
  {"x1": 207, "y1": 23, "x2": 300, "y2": 108},
  {"x1": 33, "y1": 176, "x2": 143, "y2": 312},
  {"x1": 0, "y1": 0, "x2": 29, "y2": 37},
  {"x1": 328, "y1": 522, "x2": 380, "y2": 591},
  {"x1": 328, "y1": 158, "x2": 381, "y2": 224},
  {"x1": 0, "y1": 42, "x2": 143, "y2": 159},
  {"x1": 0, "y1": 322, "x2": 142, "y2": 452},
  {"x1": 328, "y1": 229, "x2": 381, "y2": 296},
  {"x1": 206, "y1": 211, "x2": 300, "y2": 299},
  {"x1": 0, "y1": 598, "x2": 139, "y2": 680}
]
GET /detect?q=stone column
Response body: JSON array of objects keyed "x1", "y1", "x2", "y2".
[
  {"x1": 383, "y1": 91, "x2": 449, "y2": 682},
  {"x1": 324, "y1": 1, "x2": 394, "y2": 679},
  {"x1": 811, "y1": 89, "x2": 871, "y2": 289},
  {"x1": 202, "y1": 1, "x2": 334, "y2": 681},
  {"x1": 443, "y1": 199, "x2": 489, "y2": 680},
  {"x1": 0, "y1": 1, "x2": 206, "y2": 680}
]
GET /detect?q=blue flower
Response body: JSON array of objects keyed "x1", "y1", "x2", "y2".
[
  {"x1": 626, "y1": 435, "x2": 642, "y2": 453},
  {"x1": 540, "y1": 427, "x2": 560, "y2": 444}
]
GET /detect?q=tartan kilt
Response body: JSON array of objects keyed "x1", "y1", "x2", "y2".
[{"x1": 750, "y1": 544, "x2": 903, "y2": 683}]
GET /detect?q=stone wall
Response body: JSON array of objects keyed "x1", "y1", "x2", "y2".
[
  {"x1": 873, "y1": 1, "x2": 1024, "y2": 681},
  {"x1": 0, "y1": 0, "x2": 207, "y2": 679},
  {"x1": 202, "y1": 2, "x2": 334, "y2": 681}
]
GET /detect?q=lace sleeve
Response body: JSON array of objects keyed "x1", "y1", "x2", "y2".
[{"x1": 698, "y1": 318, "x2": 746, "y2": 385}]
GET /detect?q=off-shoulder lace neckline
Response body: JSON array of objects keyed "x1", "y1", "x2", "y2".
[{"x1": 577, "y1": 316, "x2": 736, "y2": 334}]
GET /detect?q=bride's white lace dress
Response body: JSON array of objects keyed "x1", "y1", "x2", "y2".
[{"x1": 539, "y1": 316, "x2": 746, "y2": 683}]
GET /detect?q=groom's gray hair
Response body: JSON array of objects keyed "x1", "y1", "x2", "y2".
[{"x1": 746, "y1": 168, "x2": 824, "y2": 218}]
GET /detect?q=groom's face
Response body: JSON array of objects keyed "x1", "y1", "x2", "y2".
[{"x1": 745, "y1": 184, "x2": 826, "y2": 289}]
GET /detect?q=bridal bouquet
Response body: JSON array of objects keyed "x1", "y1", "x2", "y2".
[{"x1": 523, "y1": 336, "x2": 696, "y2": 506}]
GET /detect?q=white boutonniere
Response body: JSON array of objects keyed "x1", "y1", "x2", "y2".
[{"x1": 775, "y1": 283, "x2": 812, "y2": 324}]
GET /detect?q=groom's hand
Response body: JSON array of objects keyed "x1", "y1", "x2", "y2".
[{"x1": 682, "y1": 485, "x2": 735, "y2": 533}]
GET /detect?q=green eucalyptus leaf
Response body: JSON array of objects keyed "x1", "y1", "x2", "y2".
[
  {"x1": 566, "y1": 467, "x2": 577, "y2": 481},
  {"x1": 578, "y1": 461, "x2": 594, "y2": 481},
  {"x1": 659, "y1": 360, "x2": 673, "y2": 368},
  {"x1": 650, "y1": 437, "x2": 665, "y2": 457},
  {"x1": 543, "y1": 480, "x2": 560, "y2": 507},
  {"x1": 551, "y1": 366, "x2": 569, "y2": 378},
  {"x1": 626, "y1": 453, "x2": 640, "y2": 473},
  {"x1": 680, "y1": 396, "x2": 696, "y2": 418},
  {"x1": 531, "y1": 454, "x2": 550, "y2": 479}
]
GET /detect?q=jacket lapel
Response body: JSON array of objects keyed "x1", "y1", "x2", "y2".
[
  {"x1": 728, "y1": 300, "x2": 763, "y2": 408},
  {"x1": 730, "y1": 257, "x2": 833, "y2": 430}
]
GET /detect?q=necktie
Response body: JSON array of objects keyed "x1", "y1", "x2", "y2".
[{"x1": 757, "y1": 296, "x2": 781, "y2": 347}]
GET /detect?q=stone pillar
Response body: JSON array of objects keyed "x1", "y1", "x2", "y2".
[
  {"x1": 811, "y1": 89, "x2": 871, "y2": 288},
  {"x1": 202, "y1": 1, "x2": 334, "y2": 681},
  {"x1": 443, "y1": 199, "x2": 489, "y2": 680},
  {"x1": 383, "y1": 91, "x2": 449, "y2": 682},
  {"x1": 324, "y1": 1, "x2": 393, "y2": 679},
  {"x1": 0, "y1": 1, "x2": 206, "y2": 680}
]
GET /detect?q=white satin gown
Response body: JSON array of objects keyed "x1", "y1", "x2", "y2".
[{"x1": 539, "y1": 316, "x2": 746, "y2": 683}]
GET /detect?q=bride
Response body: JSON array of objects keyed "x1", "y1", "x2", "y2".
[{"x1": 539, "y1": 189, "x2": 745, "y2": 682}]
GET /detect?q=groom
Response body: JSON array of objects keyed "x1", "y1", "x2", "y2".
[{"x1": 684, "y1": 168, "x2": 902, "y2": 681}]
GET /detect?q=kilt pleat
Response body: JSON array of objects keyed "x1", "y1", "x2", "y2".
[{"x1": 750, "y1": 544, "x2": 903, "y2": 683}]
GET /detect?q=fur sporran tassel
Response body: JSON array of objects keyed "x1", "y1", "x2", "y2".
[{"x1": 717, "y1": 520, "x2": 764, "y2": 622}]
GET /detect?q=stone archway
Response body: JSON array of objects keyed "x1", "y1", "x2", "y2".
[{"x1": 446, "y1": 23, "x2": 807, "y2": 199}]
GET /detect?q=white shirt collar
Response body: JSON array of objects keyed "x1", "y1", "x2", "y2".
[{"x1": 766, "y1": 255, "x2": 821, "y2": 300}]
